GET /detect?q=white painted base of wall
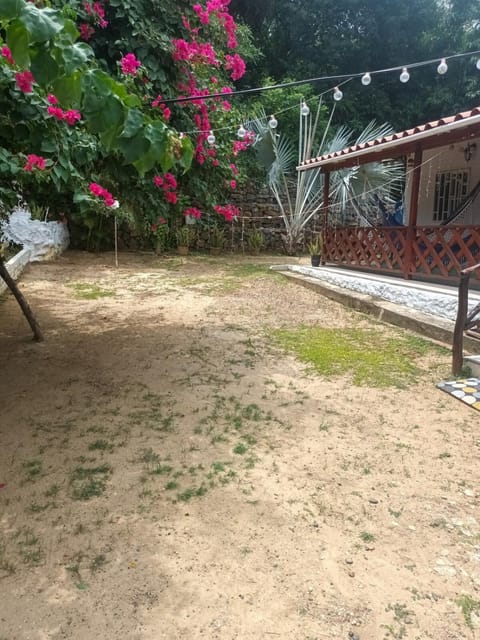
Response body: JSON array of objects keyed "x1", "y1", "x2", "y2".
[
  {"x1": 0, "y1": 247, "x2": 31, "y2": 296},
  {"x1": 272, "y1": 264, "x2": 480, "y2": 323}
]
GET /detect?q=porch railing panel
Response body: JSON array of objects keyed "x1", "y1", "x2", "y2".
[{"x1": 324, "y1": 225, "x2": 480, "y2": 283}]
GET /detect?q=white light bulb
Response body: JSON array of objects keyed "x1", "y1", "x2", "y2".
[
  {"x1": 400, "y1": 67, "x2": 410, "y2": 83},
  {"x1": 301, "y1": 101, "x2": 310, "y2": 116},
  {"x1": 333, "y1": 86, "x2": 343, "y2": 101},
  {"x1": 237, "y1": 124, "x2": 246, "y2": 139},
  {"x1": 361, "y1": 72, "x2": 371, "y2": 86},
  {"x1": 207, "y1": 131, "x2": 216, "y2": 145},
  {"x1": 476, "y1": 59, "x2": 480, "y2": 71},
  {"x1": 269, "y1": 115, "x2": 278, "y2": 129},
  {"x1": 437, "y1": 58, "x2": 448, "y2": 75}
]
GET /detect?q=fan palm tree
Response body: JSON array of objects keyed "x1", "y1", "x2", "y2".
[{"x1": 250, "y1": 101, "x2": 404, "y2": 254}]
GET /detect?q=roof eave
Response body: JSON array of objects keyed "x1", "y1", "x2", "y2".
[{"x1": 298, "y1": 113, "x2": 480, "y2": 173}]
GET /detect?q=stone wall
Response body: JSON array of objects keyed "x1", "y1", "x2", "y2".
[{"x1": 228, "y1": 184, "x2": 322, "y2": 253}]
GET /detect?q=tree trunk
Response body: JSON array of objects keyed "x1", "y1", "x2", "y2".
[{"x1": 0, "y1": 254, "x2": 44, "y2": 342}]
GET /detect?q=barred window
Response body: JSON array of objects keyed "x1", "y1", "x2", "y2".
[{"x1": 433, "y1": 170, "x2": 469, "y2": 222}]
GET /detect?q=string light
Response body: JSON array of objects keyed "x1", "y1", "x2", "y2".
[
  {"x1": 361, "y1": 72, "x2": 371, "y2": 86},
  {"x1": 301, "y1": 101, "x2": 310, "y2": 116},
  {"x1": 162, "y1": 49, "x2": 480, "y2": 105},
  {"x1": 207, "y1": 130, "x2": 216, "y2": 145},
  {"x1": 333, "y1": 86, "x2": 343, "y2": 101},
  {"x1": 437, "y1": 58, "x2": 448, "y2": 75},
  {"x1": 269, "y1": 115, "x2": 278, "y2": 129},
  {"x1": 237, "y1": 124, "x2": 246, "y2": 139},
  {"x1": 399, "y1": 67, "x2": 410, "y2": 83}
]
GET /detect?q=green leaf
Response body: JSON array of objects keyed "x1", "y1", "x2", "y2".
[
  {"x1": 133, "y1": 150, "x2": 156, "y2": 176},
  {"x1": 0, "y1": 0, "x2": 25, "y2": 19},
  {"x1": 120, "y1": 109, "x2": 144, "y2": 139},
  {"x1": 30, "y1": 47, "x2": 60, "y2": 86},
  {"x1": 61, "y1": 18, "x2": 79, "y2": 44},
  {"x1": 52, "y1": 72, "x2": 82, "y2": 107},
  {"x1": 40, "y1": 139, "x2": 58, "y2": 153},
  {"x1": 6, "y1": 21, "x2": 30, "y2": 68},
  {"x1": 61, "y1": 42, "x2": 93, "y2": 75},
  {"x1": 99, "y1": 124, "x2": 123, "y2": 151},
  {"x1": 117, "y1": 132, "x2": 150, "y2": 164},
  {"x1": 178, "y1": 136, "x2": 194, "y2": 173},
  {"x1": 83, "y1": 97, "x2": 125, "y2": 135},
  {"x1": 73, "y1": 192, "x2": 92, "y2": 203},
  {"x1": 19, "y1": 5, "x2": 64, "y2": 43}
]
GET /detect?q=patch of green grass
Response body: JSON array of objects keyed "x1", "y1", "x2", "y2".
[
  {"x1": 177, "y1": 485, "x2": 208, "y2": 502},
  {"x1": 360, "y1": 531, "x2": 376, "y2": 543},
  {"x1": 456, "y1": 595, "x2": 480, "y2": 628},
  {"x1": 15, "y1": 527, "x2": 43, "y2": 566},
  {"x1": 67, "y1": 282, "x2": 115, "y2": 299},
  {"x1": 233, "y1": 443, "x2": 247, "y2": 455},
  {"x1": 88, "y1": 439, "x2": 113, "y2": 452},
  {"x1": 272, "y1": 327, "x2": 445, "y2": 387},
  {"x1": 70, "y1": 464, "x2": 111, "y2": 500},
  {"x1": 89, "y1": 554, "x2": 108, "y2": 573},
  {"x1": 22, "y1": 459, "x2": 42, "y2": 482},
  {"x1": 165, "y1": 481, "x2": 179, "y2": 491},
  {"x1": 149, "y1": 464, "x2": 173, "y2": 476}
]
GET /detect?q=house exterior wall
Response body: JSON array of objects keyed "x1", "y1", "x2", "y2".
[{"x1": 404, "y1": 136, "x2": 480, "y2": 225}]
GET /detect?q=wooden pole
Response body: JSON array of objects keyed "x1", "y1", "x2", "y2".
[
  {"x1": 322, "y1": 170, "x2": 330, "y2": 265},
  {"x1": 452, "y1": 271, "x2": 469, "y2": 376},
  {"x1": 0, "y1": 255, "x2": 44, "y2": 341},
  {"x1": 403, "y1": 145, "x2": 422, "y2": 278}
]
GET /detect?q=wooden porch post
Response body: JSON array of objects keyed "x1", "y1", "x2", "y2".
[
  {"x1": 403, "y1": 144, "x2": 422, "y2": 278},
  {"x1": 322, "y1": 170, "x2": 330, "y2": 265}
]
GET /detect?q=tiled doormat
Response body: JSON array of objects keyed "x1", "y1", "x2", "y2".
[{"x1": 437, "y1": 378, "x2": 480, "y2": 411}]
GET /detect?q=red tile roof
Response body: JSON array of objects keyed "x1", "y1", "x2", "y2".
[{"x1": 299, "y1": 106, "x2": 480, "y2": 171}]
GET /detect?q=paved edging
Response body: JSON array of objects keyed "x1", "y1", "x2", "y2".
[
  {"x1": 276, "y1": 269, "x2": 479, "y2": 354},
  {"x1": 0, "y1": 247, "x2": 31, "y2": 295}
]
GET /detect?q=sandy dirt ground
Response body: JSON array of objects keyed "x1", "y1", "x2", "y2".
[{"x1": 1, "y1": 251, "x2": 479, "y2": 640}]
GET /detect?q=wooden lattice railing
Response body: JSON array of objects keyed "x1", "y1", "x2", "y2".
[
  {"x1": 324, "y1": 225, "x2": 480, "y2": 283},
  {"x1": 452, "y1": 262, "x2": 480, "y2": 375}
]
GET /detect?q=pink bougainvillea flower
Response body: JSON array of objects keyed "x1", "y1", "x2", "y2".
[
  {"x1": 164, "y1": 191, "x2": 178, "y2": 205},
  {"x1": 24, "y1": 154, "x2": 46, "y2": 171},
  {"x1": 79, "y1": 23, "x2": 95, "y2": 40},
  {"x1": 230, "y1": 180, "x2": 237, "y2": 190},
  {"x1": 225, "y1": 53, "x2": 246, "y2": 81},
  {"x1": 121, "y1": 53, "x2": 141, "y2": 75},
  {"x1": 63, "y1": 109, "x2": 82, "y2": 125},
  {"x1": 229, "y1": 163, "x2": 238, "y2": 175},
  {"x1": 214, "y1": 204, "x2": 239, "y2": 223},
  {"x1": 222, "y1": 100, "x2": 231, "y2": 111},
  {"x1": 47, "y1": 106, "x2": 64, "y2": 120},
  {"x1": 153, "y1": 175, "x2": 164, "y2": 188},
  {"x1": 1, "y1": 46, "x2": 14, "y2": 65},
  {"x1": 89, "y1": 182, "x2": 116, "y2": 207},
  {"x1": 47, "y1": 94, "x2": 59, "y2": 105},
  {"x1": 163, "y1": 173, "x2": 177, "y2": 190},
  {"x1": 15, "y1": 71, "x2": 34, "y2": 93},
  {"x1": 183, "y1": 207, "x2": 202, "y2": 220}
]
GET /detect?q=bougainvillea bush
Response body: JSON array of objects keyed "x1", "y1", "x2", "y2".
[{"x1": 0, "y1": 0, "x2": 259, "y2": 249}]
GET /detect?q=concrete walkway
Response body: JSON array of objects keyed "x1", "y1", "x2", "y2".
[{"x1": 272, "y1": 263, "x2": 480, "y2": 356}]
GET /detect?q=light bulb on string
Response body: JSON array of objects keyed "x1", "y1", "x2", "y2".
[
  {"x1": 301, "y1": 101, "x2": 310, "y2": 116},
  {"x1": 361, "y1": 72, "x2": 371, "y2": 86},
  {"x1": 207, "y1": 130, "x2": 216, "y2": 145},
  {"x1": 333, "y1": 86, "x2": 343, "y2": 101},
  {"x1": 400, "y1": 67, "x2": 410, "y2": 83},
  {"x1": 237, "y1": 124, "x2": 246, "y2": 139},
  {"x1": 437, "y1": 58, "x2": 448, "y2": 75},
  {"x1": 476, "y1": 59, "x2": 480, "y2": 71},
  {"x1": 269, "y1": 115, "x2": 278, "y2": 129}
]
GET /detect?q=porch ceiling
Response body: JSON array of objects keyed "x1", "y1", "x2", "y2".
[{"x1": 298, "y1": 106, "x2": 480, "y2": 172}]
